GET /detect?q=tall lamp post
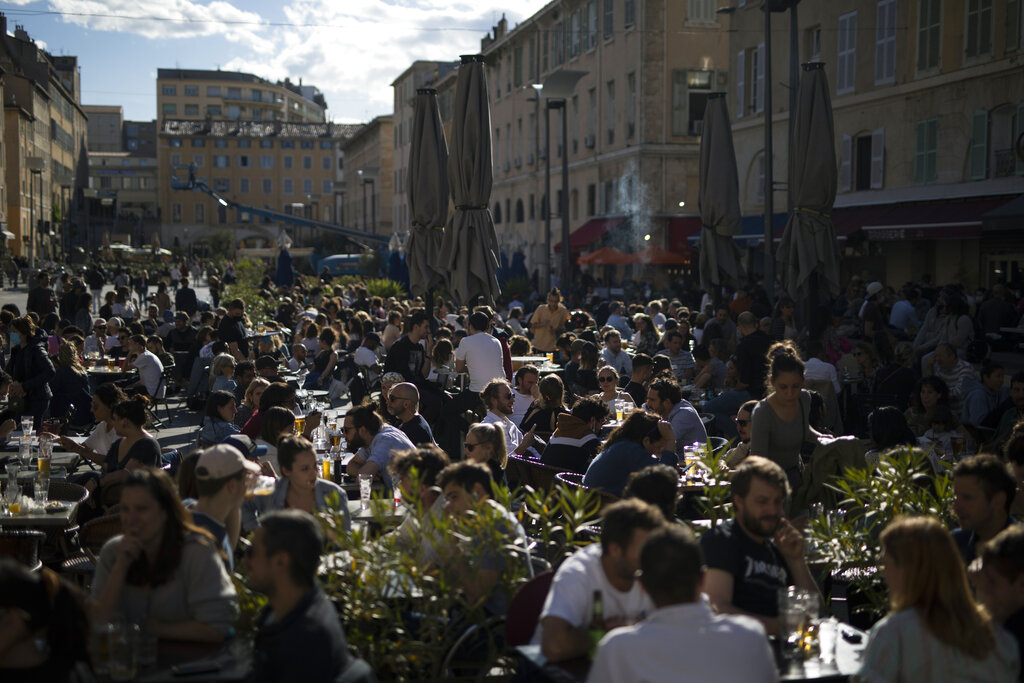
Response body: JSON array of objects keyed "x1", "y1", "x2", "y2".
[
  {"x1": 533, "y1": 70, "x2": 587, "y2": 290},
  {"x1": 357, "y1": 169, "x2": 378, "y2": 234}
]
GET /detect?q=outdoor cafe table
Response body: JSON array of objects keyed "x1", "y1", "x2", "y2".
[
  {"x1": 133, "y1": 639, "x2": 251, "y2": 683},
  {"x1": 514, "y1": 618, "x2": 866, "y2": 682},
  {"x1": 87, "y1": 365, "x2": 138, "y2": 387}
]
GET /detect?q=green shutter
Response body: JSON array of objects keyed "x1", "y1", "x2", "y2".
[
  {"x1": 1009, "y1": 0, "x2": 1021, "y2": 51},
  {"x1": 926, "y1": 119, "x2": 938, "y2": 183},
  {"x1": 914, "y1": 121, "x2": 926, "y2": 184},
  {"x1": 671, "y1": 70, "x2": 688, "y2": 137},
  {"x1": 969, "y1": 109, "x2": 989, "y2": 180},
  {"x1": 1016, "y1": 102, "x2": 1024, "y2": 175}
]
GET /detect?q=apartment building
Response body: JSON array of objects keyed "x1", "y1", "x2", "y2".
[
  {"x1": 156, "y1": 68, "x2": 327, "y2": 125},
  {"x1": 727, "y1": 0, "x2": 1024, "y2": 289},
  {"x1": 0, "y1": 16, "x2": 87, "y2": 262},
  {"x1": 157, "y1": 119, "x2": 358, "y2": 250},
  {"x1": 456, "y1": 2, "x2": 730, "y2": 286},
  {"x1": 340, "y1": 115, "x2": 394, "y2": 238}
]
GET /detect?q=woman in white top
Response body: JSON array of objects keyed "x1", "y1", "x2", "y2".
[
  {"x1": 595, "y1": 365, "x2": 635, "y2": 413},
  {"x1": 255, "y1": 406, "x2": 295, "y2": 476},
  {"x1": 859, "y1": 515, "x2": 1018, "y2": 682},
  {"x1": 59, "y1": 382, "x2": 126, "y2": 465}
]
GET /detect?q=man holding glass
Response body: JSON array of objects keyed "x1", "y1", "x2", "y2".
[
  {"x1": 700, "y1": 457, "x2": 820, "y2": 636},
  {"x1": 344, "y1": 405, "x2": 414, "y2": 489}
]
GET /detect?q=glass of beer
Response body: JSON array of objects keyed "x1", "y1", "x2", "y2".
[
  {"x1": 950, "y1": 435, "x2": 966, "y2": 459},
  {"x1": 320, "y1": 455, "x2": 331, "y2": 480},
  {"x1": 294, "y1": 415, "x2": 306, "y2": 434},
  {"x1": 245, "y1": 475, "x2": 275, "y2": 500},
  {"x1": 329, "y1": 429, "x2": 342, "y2": 452},
  {"x1": 614, "y1": 399, "x2": 624, "y2": 422},
  {"x1": 107, "y1": 358, "x2": 117, "y2": 371}
]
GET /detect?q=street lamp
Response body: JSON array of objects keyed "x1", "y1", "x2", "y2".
[{"x1": 533, "y1": 70, "x2": 587, "y2": 290}]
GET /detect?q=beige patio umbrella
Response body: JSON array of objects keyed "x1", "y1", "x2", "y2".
[
  {"x1": 406, "y1": 88, "x2": 449, "y2": 298},
  {"x1": 698, "y1": 93, "x2": 745, "y2": 296},
  {"x1": 438, "y1": 55, "x2": 501, "y2": 306},
  {"x1": 778, "y1": 63, "x2": 842, "y2": 301}
]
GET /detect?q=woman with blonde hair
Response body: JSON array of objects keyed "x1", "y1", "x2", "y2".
[
  {"x1": 234, "y1": 377, "x2": 269, "y2": 430},
  {"x1": 49, "y1": 339, "x2": 93, "y2": 425},
  {"x1": 859, "y1": 515, "x2": 1018, "y2": 681},
  {"x1": 208, "y1": 353, "x2": 237, "y2": 394},
  {"x1": 464, "y1": 422, "x2": 509, "y2": 485}
]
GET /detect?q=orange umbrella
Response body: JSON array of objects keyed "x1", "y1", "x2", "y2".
[
  {"x1": 634, "y1": 246, "x2": 686, "y2": 265},
  {"x1": 577, "y1": 246, "x2": 635, "y2": 265}
]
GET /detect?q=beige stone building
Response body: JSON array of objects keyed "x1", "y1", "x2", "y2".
[
  {"x1": 464, "y1": 2, "x2": 731, "y2": 287},
  {"x1": 727, "y1": 0, "x2": 1024, "y2": 290},
  {"x1": 340, "y1": 115, "x2": 394, "y2": 239},
  {"x1": 0, "y1": 17, "x2": 87, "y2": 263},
  {"x1": 157, "y1": 120, "x2": 358, "y2": 251},
  {"x1": 156, "y1": 69, "x2": 327, "y2": 125}
]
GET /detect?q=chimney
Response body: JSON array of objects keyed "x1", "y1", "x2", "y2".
[{"x1": 14, "y1": 24, "x2": 29, "y2": 41}]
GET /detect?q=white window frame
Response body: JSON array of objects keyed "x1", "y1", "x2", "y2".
[
  {"x1": 837, "y1": 12, "x2": 857, "y2": 95},
  {"x1": 753, "y1": 43, "x2": 765, "y2": 114},
  {"x1": 736, "y1": 50, "x2": 745, "y2": 119},
  {"x1": 917, "y1": 0, "x2": 942, "y2": 72}
]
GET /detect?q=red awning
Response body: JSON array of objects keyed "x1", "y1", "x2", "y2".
[
  {"x1": 666, "y1": 216, "x2": 701, "y2": 255},
  {"x1": 832, "y1": 197, "x2": 1014, "y2": 239},
  {"x1": 554, "y1": 216, "x2": 626, "y2": 253},
  {"x1": 634, "y1": 246, "x2": 688, "y2": 265}
]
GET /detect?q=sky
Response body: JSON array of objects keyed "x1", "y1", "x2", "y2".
[{"x1": 0, "y1": 0, "x2": 550, "y2": 123}]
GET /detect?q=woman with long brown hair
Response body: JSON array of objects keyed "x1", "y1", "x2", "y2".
[
  {"x1": 582, "y1": 410, "x2": 676, "y2": 496},
  {"x1": 91, "y1": 468, "x2": 237, "y2": 642},
  {"x1": 860, "y1": 515, "x2": 1018, "y2": 680}
]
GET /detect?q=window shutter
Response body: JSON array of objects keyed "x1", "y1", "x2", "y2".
[
  {"x1": 1008, "y1": 0, "x2": 1021, "y2": 51},
  {"x1": 736, "y1": 50, "x2": 745, "y2": 118},
  {"x1": 969, "y1": 109, "x2": 988, "y2": 180},
  {"x1": 870, "y1": 128, "x2": 885, "y2": 189},
  {"x1": 1016, "y1": 102, "x2": 1024, "y2": 175},
  {"x1": 914, "y1": 121, "x2": 925, "y2": 184},
  {"x1": 755, "y1": 43, "x2": 765, "y2": 113},
  {"x1": 839, "y1": 134, "x2": 852, "y2": 192},
  {"x1": 672, "y1": 70, "x2": 688, "y2": 136}
]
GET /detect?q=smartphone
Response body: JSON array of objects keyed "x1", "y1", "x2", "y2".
[{"x1": 172, "y1": 661, "x2": 222, "y2": 676}]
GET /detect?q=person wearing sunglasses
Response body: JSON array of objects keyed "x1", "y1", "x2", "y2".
[
  {"x1": 724, "y1": 401, "x2": 757, "y2": 467},
  {"x1": 595, "y1": 366, "x2": 635, "y2": 414}
]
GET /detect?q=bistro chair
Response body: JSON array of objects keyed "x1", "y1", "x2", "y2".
[
  {"x1": 554, "y1": 471, "x2": 619, "y2": 509},
  {"x1": 520, "y1": 456, "x2": 567, "y2": 491},
  {"x1": 505, "y1": 571, "x2": 555, "y2": 647},
  {"x1": 59, "y1": 513, "x2": 123, "y2": 586},
  {"x1": 0, "y1": 529, "x2": 45, "y2": 571}
]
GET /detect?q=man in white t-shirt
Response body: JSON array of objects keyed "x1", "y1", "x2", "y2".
[
  {"x1": 589, "y1": 525, "x2": 777, "y2": 683},
  {"x1": 535, "y1": 499, "x2": 666, "y2": 661},
  {"x1": 126, "y1": 334, "x2": 165, "y2": 397},
  {"x1": 480, "y1": 378, "x2": 539, "y2": 457},
  {"x1": 455, "y1": 312, "x2": 506, "y2": 394},
  {"x1": 510, "y1": 366, "x2": 539, "y2": 427},
  {"x1": 803, "y1": 340, "x2": 841, "y2": 394}
]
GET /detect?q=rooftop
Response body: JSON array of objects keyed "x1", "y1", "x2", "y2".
[{"x1": 159, "y1": 119, "x2": 363, "y2": 139}]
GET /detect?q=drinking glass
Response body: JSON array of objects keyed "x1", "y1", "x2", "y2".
[
  {"x1": 246, "y1": 475, "x2": 276, "y2": 500},
  {"x1": 950, "y1": 435, "x2": 966, "y2": 459},
  {"x1": 614, "y1": 399, "x2": 624, "y2": 422},
  {"x1": 109, "y1": 622, "x2": 139, "y2": 681},
  {"x1": 33, "y1": 476, "x2": 48, "y2": 504},
  {"x1": 358, "y1": 474, "x2": 373, "y2": 510},
  {"x1": 20, "y1": 416, "x2": 33, "y2": 436},
  {"x1": 778, "y1": 587, "x2": 818, "y2": 662}
]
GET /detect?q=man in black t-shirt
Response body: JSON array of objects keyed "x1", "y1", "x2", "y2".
[
  {"x1": 219, "y1": 298, "x2": 250, "y2": 361},
  {"x1": 699, "y1": 456, "x2": 820, "y2": 636},
  {"x1": 383, "y1": 310, "x2": 431, "y2": 384},
  {"x1": 733, "y1": 312, "x2": 772, "y2": 400},
  {"x1": 624, "y1": 354, "x2": 653, "y2": 407},
  {"x1": 387, "y1": 382, "x2": 436, "y2": 446}
]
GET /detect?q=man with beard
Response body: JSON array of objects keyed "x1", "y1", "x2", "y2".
[
  {"x1": 344, "y1": 405, "x2": 414, "y2": 490},
  {"x1": 387, "y1": 382, "x2": 436, "y2": 446},
  {"x1": 699, "y1": 456, "x2": 820, "y2": 636}
]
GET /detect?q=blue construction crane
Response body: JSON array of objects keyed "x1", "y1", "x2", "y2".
[{"x1": 169, "y1": 164, "x2": 388, "y2": 250}]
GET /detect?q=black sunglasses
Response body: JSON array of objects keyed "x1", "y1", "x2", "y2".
[
  {"x1": 598, "y1": 376, "x2": 616, "y2": 382},
  {"x1": 733, "y1": 418, "x2": 750, "y2": 427},
  {"x1": 464, "y1": 441, "x2": 480, "y2": 451}
]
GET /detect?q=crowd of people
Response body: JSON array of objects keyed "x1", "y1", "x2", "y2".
[{"x1": 2, "y1": 263, "x2": 1024, "y2": 682}]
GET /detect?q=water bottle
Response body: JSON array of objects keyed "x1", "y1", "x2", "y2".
[{"x1": 18, "y1": 435, "x2": 32, "y2": 468}]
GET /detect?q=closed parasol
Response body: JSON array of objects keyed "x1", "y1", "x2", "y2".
[{"x1": 406, "y1": 88, "x2": 450, "y2": 298}]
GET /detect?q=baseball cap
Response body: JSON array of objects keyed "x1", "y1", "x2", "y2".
[
  {"x1": 221, "y1": 434, "x2": 268, "y2": 461},
  {"x1": 866, "y1": 281, "x2": 884, "y2": 297},
  {"x1": 93, "y1": 318, "x2": 106, "y2": 327},
  {"x1": 195, "y1": 444, "x2": 262, "y2": 480}
]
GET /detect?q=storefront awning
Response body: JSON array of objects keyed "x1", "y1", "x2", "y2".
[
  {"x1": 0, "y1": 231, "x2": 14, "y2": 241},
  {"x1": 850, "y1": 197, "x2": 1013, "y2": 241},
  {"x1": 554, "y1": 216, "x2": 626, "y2": 253}
]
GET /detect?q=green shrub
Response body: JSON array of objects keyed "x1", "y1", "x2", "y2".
[{"x1": 366, "y1": 277, "x2": 407, "y2": 299}]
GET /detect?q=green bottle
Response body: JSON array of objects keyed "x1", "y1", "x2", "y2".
[{"x1": 588, "y1": 590, "x2": 605, "y2": 659}]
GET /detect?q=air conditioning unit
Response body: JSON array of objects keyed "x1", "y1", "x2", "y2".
[
  {"x1": 504, "y1": 161, "x2": 511, "y2": 171},
  {"x1": 514, "y1": 156, "x2": 522, "y2": 168},
  {"x1": 527, "y1": 153, "x2": 535, "y2": 165},
  {"x1": 584, "y1": 134, "x2": 596, "y2": 149}
]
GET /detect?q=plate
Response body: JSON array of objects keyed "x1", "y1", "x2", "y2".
[{"x1": 45, "y1": 501, "x2": 69, "y2": 513}]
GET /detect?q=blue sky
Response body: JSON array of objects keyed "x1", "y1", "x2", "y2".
[{"x1": 1, "y1": 0, "x2": 548, "y2": 123}]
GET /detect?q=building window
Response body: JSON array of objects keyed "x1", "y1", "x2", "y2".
[
  {"x1": 585, "y1": 1, "x2": 598, "y2": 50},
  {"x1": 300, "y1": 141, "x2": 314, "y2": 149},
  {"x1": 493, "y1": 202, "x2": 502, "y2": 224},
  {"x1": 320, "y1": 141, "x2": 333, "y2": 150},
  {"x1": 215, "y1": 140, "x2": 228, "y2": 148},
  {"x1": 1008, "y1": 0, "x2": 1023, "y2": 50},
  {"x1": 837, "y1": 12, "x2": 857, "y2": 94},
  {"x1": 227, "y1": 87, "x2": 241, "y2": 99},
  {"x1": 303, "y1": 179, "x2": 313, "y2": 194},
  {"x1": 515, "y1": 199, "x2": 525, "y2": 223},
  {"x1": 226, "y1": 106, "x2": 240, "y2": 118},
  {"x1": 172, "y1": 203, "x2": 181, "y2": 222},
  {"x1": 627, "y1": 72, "x2": 636, "y2": 139},
  {"x1": 184, "y1": 86, "x2": 198, "y2": 96},
  {"x1": 875, "y1": 0, "x2": 897, "y2": 84},
  {"x1": 965, "y1": 0, "x2": 993, "y2": 58},
  {"x1": 281, "y1": 141, "x2": 295, "y2": 149},
  {"x1": 184, "y1": 104, "x2": 199, "y2": 116},
  {"x1": 260, "y1": 140, "x2": 273, "y2": 148},
  {"x1": 207, "y1": 86, "x2": 221, "y2": 96},
  {"x1": 914, "y1": 118, "x2": 938, "y2": 185},
  {"x1": 170, "y1": 153, "x2": 181, "y2": 165},
  {"x1": 671, "y1": 70, "x2": 687, "y2": 136},
  {"x1": 323, "y1": 179, "x2": 333, "y2": 194},
  {"x1": 100, "y1": 176, "x2": 111, "y2": 189},
  {"x1": 606, "y1": 80, "x2": 615, "y2": 145},
  {"x1": 238, "y1": 139, "x2": 251, "y2": 148},
  {"x1": 170, "y1": 139, "x2": 182, "y2": 148},
  {"x1": 161, "y1": 85, "x2": 176, "y2": 96},
  {"x1": 195, "y1": 203, "x2": 205, "y2": 223},
  {"x1": 303, "y1": 155, "x2": 313, "y2": 170},
  {"x1": 603, "y1": 0, "x2": 614, "y2": 40},
  {"x1": 588, "y1": 87, "x2": 597, "y2": 141},
  {"x1": 736, "y1": 50, "x2": 745, "y2": 118},
  {"x1": 207, "y1": 105, "x2": 222, "y2": 116},
  {"x1": 625, "y1": 0, "x2": 636, "y2": 27},
  {"x1": 213, "y1": 155, "x2": 229, "y2": 168},
  {"x1": 688, "y1": 0, "x2": 714, "y2": 22},
  {"x1": 569, "y1": 11, "x2": 581, "y2": 59},
  {"x1": 238, "y1": 154, "x2": 250, "y2": 168},
  {"x1": 322, "y1": 156, "x2": 331, "y2": 170},
  {"x1": 284, "y1": 156, "x2": 293, "y2": 169},
  {"x1": 969, "y1": 109, "x2": 989, "y2": 179},
  {"x1": 807, "y1": 26, "x2": 822, "y2": 62},
  {"x1": 259, "y1": 155, "x2": 274, "y2": 169},
  {"x1": 240, "y1": 178, "x2": 250, "y2": 193},
  {"x1": 262, "y1": 179, "x2": 272, "y2": 194},
  {"x1": 918, "y1": 0, "x2": 942, "y2": 71},
  {"x1": 213, "y1": 178, "x2": 229, "y2": 192},
  {"x1": 161, "y1": 103, "x2": 177, "y2": 115},
  {"x1": 193, "y1": 154, "x2": 204, "y2": 167},
  {"x1": 283, "y1": 179, "x2": 294, "y2": 194},
  {"x1": 552, "y1": 21, "x2": 564, "y2": 67}
]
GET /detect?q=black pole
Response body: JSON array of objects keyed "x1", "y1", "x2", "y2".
[
  {"x1": 559, "y1": 100, "x2": 570, "y2": 289},
  {"x1": 763, "y1": 4, "x2": 775, "y2": 306},
  {"x1": 788, "y1": 2, "x2": 799, "y2": 215},
  {"x1": 544, "y1": 102, "x2": 552, "y2": 290}
]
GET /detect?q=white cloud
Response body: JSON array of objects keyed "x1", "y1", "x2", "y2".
[
  {"x1": 50, "y1": 0, "x2": 271, "y2": 51},
  {"x1": 222, "y1": 0, "x2": 550, "y2": 121}
]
